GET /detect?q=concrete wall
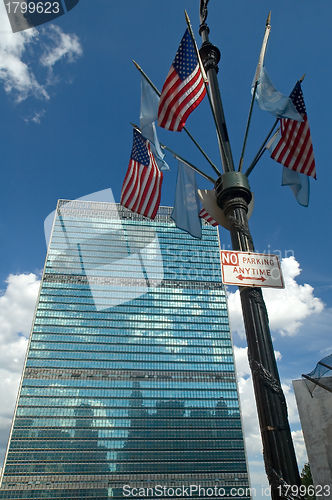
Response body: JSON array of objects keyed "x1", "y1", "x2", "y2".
[{"x1": 293, "y1": 378, "x2": 332, "y2": 496}]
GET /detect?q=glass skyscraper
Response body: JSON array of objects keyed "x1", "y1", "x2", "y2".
[{"x1": 0, "y1": 200, "x2": 250, "y2": 499}]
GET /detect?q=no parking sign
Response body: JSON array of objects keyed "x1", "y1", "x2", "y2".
[{"x1": 220, "y1": 250, "x2": 284, "y2": 288}]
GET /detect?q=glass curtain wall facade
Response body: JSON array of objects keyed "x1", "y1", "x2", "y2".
[{"x1": 0, "y1": 200, "x2": 250, "y2": 499}]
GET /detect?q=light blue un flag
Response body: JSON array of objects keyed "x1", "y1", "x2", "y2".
[
  {"x1": 140, "y1": 75, "x2": 169, "y2": 171},
  {"x1": 171, "y1": 161, "x2": 202, "y2": 239},
  {"x1": 255, "y1": 68, "x2": 303, "y2": 121},
  {"x1": 282, "y1": 167, "x2": 309, "y2": 207}
]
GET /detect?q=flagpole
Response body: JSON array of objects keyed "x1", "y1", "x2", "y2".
[
  {"x1": 185, "y1": 10, "x2": 232, "y2": 174},
  {"x1": 160, "y1": 144, "x2": 216, "y2": 184},
  {"x1": 132, "y1": 61, "x2": 221, "y2": 177},
  {"x1": 198, "y1": 10, "x2": 235, "y2": 173},
  {"x1": 131, "y1": 122, "x2": 216, "y2": 184},
  {"x1": 238, "y1": 12, "x2": 271, "y2": 172},
  {"x1": 198, "y1": 3, "x2": 302, "y2": 498},
  {"x1": 184, "y1": 11, "x2": 208, "y2": 83},
  {"x1": 245, "y1": 119, "x2": 279, "y2": 176}
]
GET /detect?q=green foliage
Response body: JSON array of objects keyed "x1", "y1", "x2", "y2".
[{"x1": 301, "y1": 463, "x2": 315, "y2": 500}]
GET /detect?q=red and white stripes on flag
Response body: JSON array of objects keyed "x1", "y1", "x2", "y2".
[
  {"x1": 271, "y1": 81, "x2": 316, "y2": 179},
  {"x1": 120, "y1": 129, "x2": 163, "y2": 219},
  {"x1": 271, "y1": 116, "x2": 316, "y2": 178},
  {"x1": 199, "y1": 208, "x2": 218, "y2": 227},
  {"x1": 158, "y1": 29, "x2": 206, "y2": 132}
]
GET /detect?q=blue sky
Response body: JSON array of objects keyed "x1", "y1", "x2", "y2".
[{"x1": 0, "y1": 0, "x2": 331, "y2": 495}]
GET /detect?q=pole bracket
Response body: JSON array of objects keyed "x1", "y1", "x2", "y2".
[{"x1": 215, "y1": 172, "x2": 252, "y2": 206}]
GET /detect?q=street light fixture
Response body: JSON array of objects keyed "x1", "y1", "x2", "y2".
[{"x1": 198, "y1": 2, "x2": 302, "y2": 498}]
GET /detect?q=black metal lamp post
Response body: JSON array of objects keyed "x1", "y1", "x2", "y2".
[{"x1": 198, "y1": 2, "x2": 302, "y2": 498}]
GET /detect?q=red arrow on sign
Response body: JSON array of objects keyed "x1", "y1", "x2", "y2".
[{"x1": 236, "y1": 275, "x2": 266, "y2": 283}]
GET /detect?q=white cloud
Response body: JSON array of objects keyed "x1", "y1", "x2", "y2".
[
  {"x1": 25, "y1": 109, "x2": 46, "y2": 124},
  {"x1": 235, "y1": 349, "x2": 262, "y2": 454},
  {"x1": 248, "y1": 460, "x2": 269, "y2": 497},
  {"x1": 0, "y1": 19, "x2": 48, "y2": 102},
  {"x1": 263, "y1": 257, "x2": 324, "y2": 336},
  {"x1": 0, "y1": 273, "x2": 40, "y2": 469},
  {"x1": 234, "y1": 346, "x2": 269, "y2": 496},
  {"x1": 0, "y1": 273, "x2": 40, "y2": 371},
  {"x1": 0, "y1": 368, "x2": 23, "y2": 451},
  {"x1": 228, "y1": 256, "x2": 324, "y2": 338},
  {"x1": 0, "y1": 3, "x2": 82, "y2": 105},
  {"x1": 40, "y1": 25, "x2": 82, "y2": 68},
  {"x1": 292, "y1": 429, "x2": 308, "y2": 468},
  {"x1": 281, "y1": 382, "x2": 308, "y2": 467},
  {"x1": 282, "y1": 380, "x2": 301, "y2": 425},
  {"x1": 227, "y1": 291, "x2": 247, "y2": 339}
]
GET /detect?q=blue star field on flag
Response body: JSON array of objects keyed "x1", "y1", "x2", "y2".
[
  {"x1": 130, "y1": 129, "x2": 150, "y2": 166},
  {"x1": 173, "y1": 30, "x2": 198, "y2": 81},
  {"x1": 120, "y1": 129, "x2": 163, "y2": 219}
]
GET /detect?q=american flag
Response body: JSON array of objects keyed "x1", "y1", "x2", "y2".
[
  {"x1": 199, "y1": 208, "x2": 218, "y2": 227},
  {"x1": 271, "y1": 81, "x2": 316, "y2": 179},
  {"x1": 158, "y1": 29, "x2": 206, "y2": 132},
  {"x1": 120, "y1": 129, "x2": 163, "y2": 219}
]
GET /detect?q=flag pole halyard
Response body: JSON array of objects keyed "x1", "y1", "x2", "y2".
[
  {"x1": 133, "y1": 60, "x2": 221, "y2": 177},
  {"x1": 185, "y1": 10, "x2": 232, "y2": 175},
  {"x1": 238, "y1": 12, "x2": 271, "y2": 173}
]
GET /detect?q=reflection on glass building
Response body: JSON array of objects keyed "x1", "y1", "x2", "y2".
[{"x1": 0, "y1": 201, "x2": 250, "y2": 499}]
